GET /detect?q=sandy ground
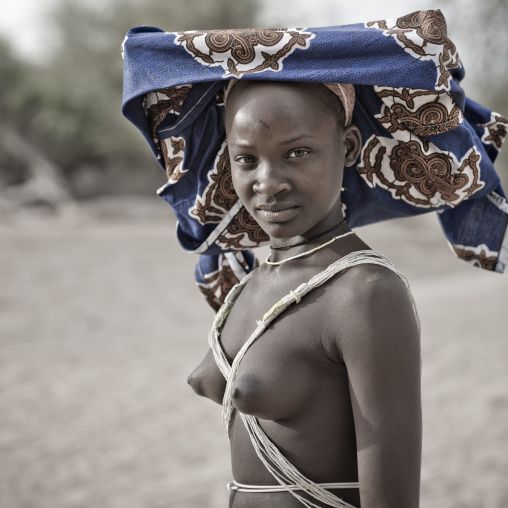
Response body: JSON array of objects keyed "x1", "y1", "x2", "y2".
[{"x1": 1, "y1": 197, "x2": 507, "y2": 508}]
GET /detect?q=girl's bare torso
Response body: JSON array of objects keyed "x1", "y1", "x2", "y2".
[{"x1": 193, "y1": 250, "x2": 367, "y2": 508}]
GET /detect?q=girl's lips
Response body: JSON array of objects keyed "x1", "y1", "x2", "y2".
[{"x1": 256, "y1": 206, "x2": 299, "y2": 222}]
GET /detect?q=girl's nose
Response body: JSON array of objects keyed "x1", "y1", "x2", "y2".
[{"x1": 252, "y1": 164, "x2": 290, "y2": 196}]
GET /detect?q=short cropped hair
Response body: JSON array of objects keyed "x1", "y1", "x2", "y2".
[{"x1": 313, "y1": 84, "x2": 347, "y2": 130}]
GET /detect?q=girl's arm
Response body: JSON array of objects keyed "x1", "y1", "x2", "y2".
[{"x1": 338, "y1": 265, "x2": 422, "y2": 507}]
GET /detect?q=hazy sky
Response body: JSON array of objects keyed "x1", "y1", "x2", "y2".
[
  {"x1": 257, "y1": 0, "x2": 441, "y2": 27},
  {"x1": 1, "y1": 0, "x2": 58, "y2": 59},
  {"x1": 1, "y1": 0, "x2": 442, "y2": 60}
]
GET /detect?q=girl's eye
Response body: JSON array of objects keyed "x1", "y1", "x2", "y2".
[
  {"x1": 234, "y1": 155, "x2": 256, "y2": 164},
  {"x1": 287, "y1": 149, "x2": 310, "y2": 158}
]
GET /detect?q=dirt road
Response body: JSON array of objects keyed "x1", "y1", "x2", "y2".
[{"x1": 1, "y1": 199, "x2": 507, "y2": 508}]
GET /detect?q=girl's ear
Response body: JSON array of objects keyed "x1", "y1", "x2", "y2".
[{"x1": 343, "y1": 124, "x2": 362, "y2": 167}]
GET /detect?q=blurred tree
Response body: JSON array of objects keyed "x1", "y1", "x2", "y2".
[
  {"x1": 0, "y1": 0, "x2": 258, "y2": 199},
  {"x1": 441, "y1": 0, "x2": 508, "y2": 109},
  {"x1": 0, "y1": 39, "x2": 29, "y2": 186},
  {"x1": 0, "y1": 38, "x2": 71, "y2": 208},
  {"x1": 441, "y1": 0, "x2": 508, "y2": 186}
]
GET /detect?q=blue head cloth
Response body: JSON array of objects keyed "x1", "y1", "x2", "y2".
[{"x1": 122, "y1": 10, "x2": 508, "y2": 310}]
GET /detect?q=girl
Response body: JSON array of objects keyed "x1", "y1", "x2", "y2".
[
  {"x1": 188, "y1": 79, "x2": 421, "y2": 507},
  {"x1": 122, "y1": 10, "x2": 508, "y2": 507}
]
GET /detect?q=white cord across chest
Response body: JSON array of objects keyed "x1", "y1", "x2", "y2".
[{"x1": 209, "y1": 250, "x2": 419, "y2": 508}]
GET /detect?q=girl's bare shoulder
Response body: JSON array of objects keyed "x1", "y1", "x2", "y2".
[{"x1": 322, "y1": 260, "x2": 420, "y2": 361}]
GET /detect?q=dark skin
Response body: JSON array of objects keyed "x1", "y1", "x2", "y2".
[{"x1": 188, "y1": 81, "x2": 422, "y2": 508}]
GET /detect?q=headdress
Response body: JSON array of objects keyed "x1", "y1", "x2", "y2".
[{"x1": 122, "y1": 10, "x2": 508, "y2": 310}]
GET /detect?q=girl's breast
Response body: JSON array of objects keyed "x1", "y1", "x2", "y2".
[
  {"x1": 227, "y1": 320, "x2": 347, "y2": 421},
  {"x1": 230, "y1": 350, "x2": 317, "y2": 420},
  {"x1": 219, "y1": 279, "x2": 348, "y2": 421},
  {"x1": 187, "y1": 348, "x2": 226, "y2": 404}
]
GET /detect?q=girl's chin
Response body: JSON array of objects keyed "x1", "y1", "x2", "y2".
[
  {"x1": 261, "y1": 216, "x2": 344, "y2": 245},
  {"x1": 260, "y1": 222, "x2": 308, "y2": 243}
]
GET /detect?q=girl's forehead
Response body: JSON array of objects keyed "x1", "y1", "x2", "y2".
[
  {"x1": 225, "y1": 80, "x2": 352, "y2": 128},
  {"x1": 226, "y1": 83, "x2": 326, "y2": 123},
  {"x1": 225, "y1": 82, "x2": 341, "y2": 135}
]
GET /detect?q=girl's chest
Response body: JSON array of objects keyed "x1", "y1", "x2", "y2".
[{"x1": 219, "y1": 281, "x2": 342, "y2": 420}]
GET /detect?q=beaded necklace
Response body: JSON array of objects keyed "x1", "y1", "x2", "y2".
[
  {"x1": 265, "y1": 231, "x2": 354, "y2": 265},
  {"x1": 269, "y1": 219, "x2": 347, "y2": 250}
]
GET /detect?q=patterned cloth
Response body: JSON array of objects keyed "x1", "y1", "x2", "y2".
[{"x1": 122, "y1": 9, "x2": 508, "y2": 310}]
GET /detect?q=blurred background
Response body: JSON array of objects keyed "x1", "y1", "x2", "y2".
[{"x1": 1, "y1": 1, "x2": 507, "y2": 507}]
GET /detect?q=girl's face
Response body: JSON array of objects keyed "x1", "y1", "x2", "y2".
[{"x1": 225, "y1": 81, "x2": 360, "y2": 244}]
